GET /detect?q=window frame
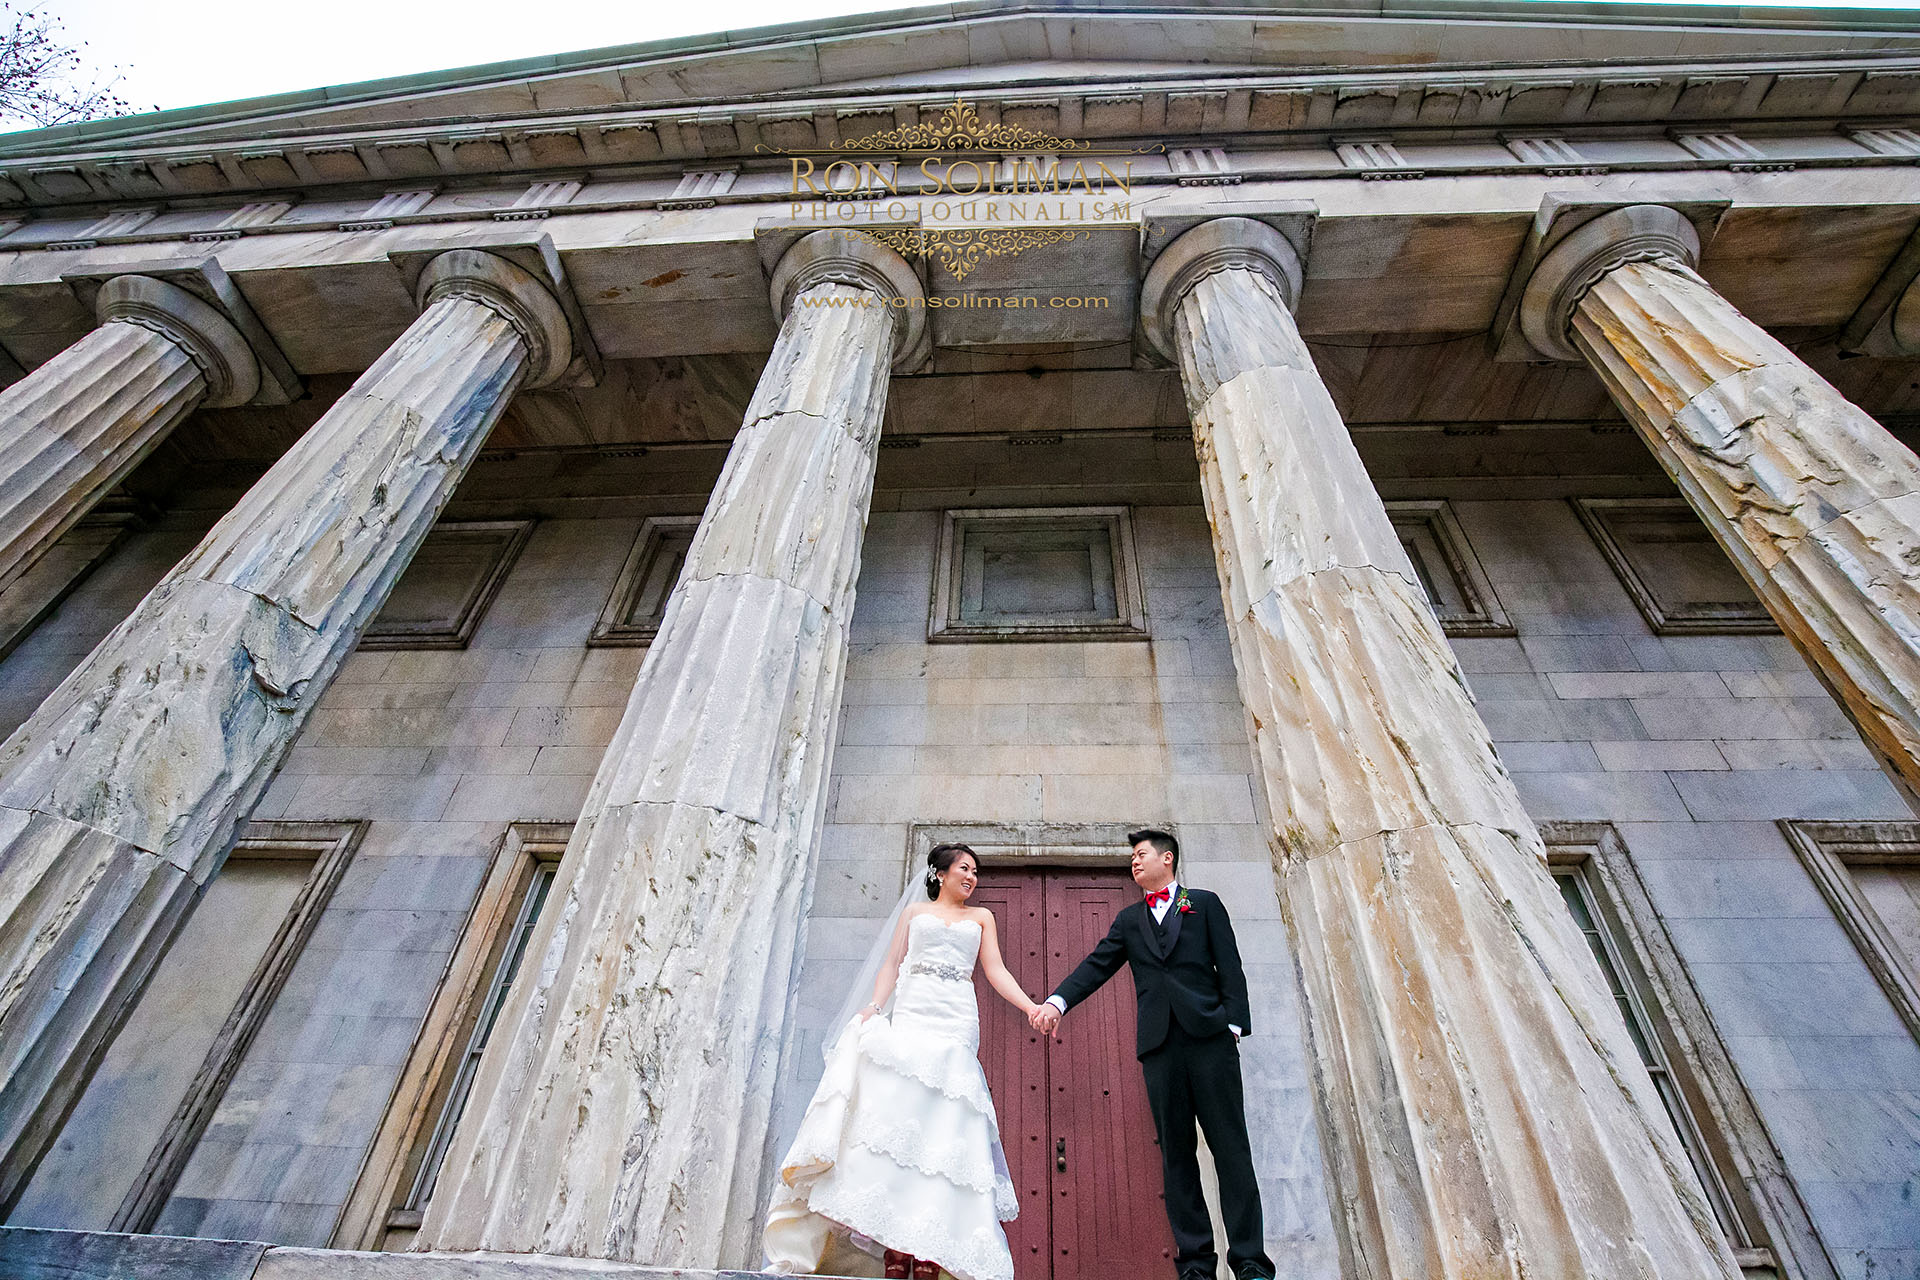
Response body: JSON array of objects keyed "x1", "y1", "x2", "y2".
[
  {"x1": 1540, "y1": 821, "x2": 1837, "y2": 1280},
  {"x1": 0, "y1": 505, "x2": 141, "y2": 662},
  {"x1": 1779, "y1": 819, "x2": 1920, "y2": 1046},
  {"x1": 88, "y1": 820, "x2": 363, "y2": 1234},
  {"x1": 401, "y1": 857, "x2": 559, "y2": 1215},
  {"x1": 331, "y1": 821, "x2": 572, "y2": 1252}
]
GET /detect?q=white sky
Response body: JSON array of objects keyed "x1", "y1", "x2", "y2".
[{"x1": 50, "y1": 0, "x2": 1920, "y2": 119}]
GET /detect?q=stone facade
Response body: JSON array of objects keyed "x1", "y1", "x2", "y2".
[{"x1": 0, "y1": 4, "x2": 1917, "y2": 1280}]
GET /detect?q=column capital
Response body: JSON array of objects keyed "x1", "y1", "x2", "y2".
[
  {"x1": 415, "y1": 248, "x2": 573, "y2": 388},
  {"x1": 768, "y1": 229, "x2": 928, "y2": 372},
  {"x1": 1518, "y1": 204, "x2": 1701, "y2": 362},
  {"x1": 1140, "y1": 217, "x2": 1304, "y2": 363},
  {"x1": 94, "y1": 276, "x2": 259, "y2": 408}
]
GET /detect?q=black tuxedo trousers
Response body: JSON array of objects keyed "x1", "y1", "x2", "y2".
[{"x1": 1050, "y1": 888, "x2": 1274, "y2": 1280}]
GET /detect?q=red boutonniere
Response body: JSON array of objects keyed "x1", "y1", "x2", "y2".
[{"x1": 1175, "y1": 889, "x2": 1193, "y2": 915}]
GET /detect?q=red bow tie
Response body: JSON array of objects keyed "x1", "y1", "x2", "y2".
[{"x1": 1146, "y1": 888, "x2": 1172, "y2": 907}]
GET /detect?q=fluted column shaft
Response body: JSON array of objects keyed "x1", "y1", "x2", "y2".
[
  {"x1": 1573, "y1": 255, "x2": 1920, "y2": 795},
  {"x1": 1150, "y1": 219, "x2": 1738, "y2": 1279},
  {"x1": 414, "y1": 234, "x2": 917, "y2": 1267},
  {"x1": 0, "y1": 275, "x2": 264, "y2": 597},
  {"x1": 0, "y1": 250, "x2": 568, "y2": 1206},
  {"x1": 0, "y1": 324, "x2": 199, "y2": 591}
]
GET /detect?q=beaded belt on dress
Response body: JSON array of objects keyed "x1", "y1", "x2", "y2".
[{"x1": 909, "y1": 960, "x2": 970, "y2": 982}]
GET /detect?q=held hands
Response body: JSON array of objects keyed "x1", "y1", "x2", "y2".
[{"x1": 1029, "y1": 1003, "x2": 1061, "y2": 1037}]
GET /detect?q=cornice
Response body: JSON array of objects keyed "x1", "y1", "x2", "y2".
[
  {"x1": 6, "y1": 50, "x2": 1920, "y2": 209},
  {"x1": 8, "y1": 0, "x2": 1920, "y2": 159}
]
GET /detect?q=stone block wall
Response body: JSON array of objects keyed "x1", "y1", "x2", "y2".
[{"x1": 0, "y1": 435, "x2": 1913, "y2": 1279}]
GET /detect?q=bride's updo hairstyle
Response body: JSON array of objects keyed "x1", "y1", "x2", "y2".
[{"x1": 925, "y1": 843, "x2": 978, "y2": 899}]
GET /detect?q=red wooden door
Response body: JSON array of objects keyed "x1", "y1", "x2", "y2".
[
  {"x1": 1043, "y1": 872, "x2": 1177, "y2": 1278},
  {"x1": 970, "y1": 874, "x2": 1052, "y2": 1274},
  {"x1": 973, "y1": 866, "x2": 1176, "y2": 1280}
]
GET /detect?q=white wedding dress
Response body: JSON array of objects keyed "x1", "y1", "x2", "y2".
[{"x1": 763, "y1": 914, "x2": 1018, "y2": 1280}]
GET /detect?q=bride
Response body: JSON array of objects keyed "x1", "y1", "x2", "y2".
[{"x1": 763, "y1": 843, "x2": 1039, "y2": 1280}]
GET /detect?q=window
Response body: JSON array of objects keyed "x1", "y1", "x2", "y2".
[
  {"x1": 1384, "y1": 500, "x2": 1513, "y2": 637},
  {"x1": 332, "y1": 822, "x2": 570, "y2": 1252},
  {"x1": 7, "y1": 821, "x2": 361, "y2": 1235},
  {"x1": 1572, "y1": 497, "x2": 1774, "y2": 634},
  {"x1": 590, "y1": 515, "x2": 698, "y2": 646},
  {"x1": 405, "y1": 860, "x2": 557, "y2": 1213},
  {"x1": 1556, "y1": 863, "x2": 1748, "y2": 1244},
  {"x1": 362, "y1": 519, "x2": 534, "y2": 649},
  {"x1": 1543, "y1": 823, "x2": 1833, "y2": 1280},
  {"x1": 930, "y1": 507, "x2": 1147, "y2": 642},
  {"x1": 1781, "y1": 821, "x2": 1920, "y2": 1045}
]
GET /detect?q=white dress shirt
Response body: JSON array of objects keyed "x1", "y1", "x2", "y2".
[{"x1": 1045, "y1": 881, "x2": 1241, "y2": 1039}]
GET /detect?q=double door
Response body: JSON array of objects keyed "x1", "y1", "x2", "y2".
[{"x1": 971, "y1": 866, "x2": 1177, "y2": 1280}]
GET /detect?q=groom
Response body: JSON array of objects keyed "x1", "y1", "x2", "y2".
[{"x1": 1031, "y1": 829, "x2": 1275, "y2": 1280}]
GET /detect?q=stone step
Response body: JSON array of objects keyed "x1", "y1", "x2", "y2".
[{"x1": 0, "y1": 1227, "x2": 852, "y2": 1280}]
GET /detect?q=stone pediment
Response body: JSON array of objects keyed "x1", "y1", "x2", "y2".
[{"x1": 0, "y1": 0, "x2": 1917, "y2": 202}]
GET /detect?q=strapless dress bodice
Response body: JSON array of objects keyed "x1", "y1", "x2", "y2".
[{"x1": 892, "y1": 915, "x2": 982, "y2": 1050}]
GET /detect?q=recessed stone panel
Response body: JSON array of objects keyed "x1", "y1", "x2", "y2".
[
  {"x1": 1386, "y1": 499, "x2": 1514, "y2": 638},
  {"x1": 363, "y1": 520, "x2": 535, "y2": 650},
  {"x1": 1572, "y1": 497, "x2": 1774, "y2": 635},
  {"x1": 589, "y1": 516, "x2": 699, "y2": 646},
  {"x1": 930, "y1": 506, "x2": 1147, "y2": 641}
]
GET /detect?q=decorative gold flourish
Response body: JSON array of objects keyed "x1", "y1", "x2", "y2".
[
  {"x1": 846, "y1": 226, "x2": 1091, "y2": 282},
  {"x1": 833, "y1": 97, "x2": 1091, "y2": 153}
]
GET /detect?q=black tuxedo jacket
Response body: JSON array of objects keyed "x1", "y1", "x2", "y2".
[{"x1": 1051, "y1": 886, "x2": 1251, "y2": 1058}]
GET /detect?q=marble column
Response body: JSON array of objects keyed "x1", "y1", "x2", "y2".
[
  {"x1": 0, "y1": 276, "x2": 261, "y2": 596},
  {"x1": 413, "y1": 231, "x2": 924, "y2": 1266},
  {"x1": 0, "y1": 249, "x2": 571, "y2": 1205},
  {"x1": 1523, "y1": 203, "x2": 1920, "y2": 798},
  {"x1": 1142, "y1": 218, "x2": 1740, "y2": 1279}
]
